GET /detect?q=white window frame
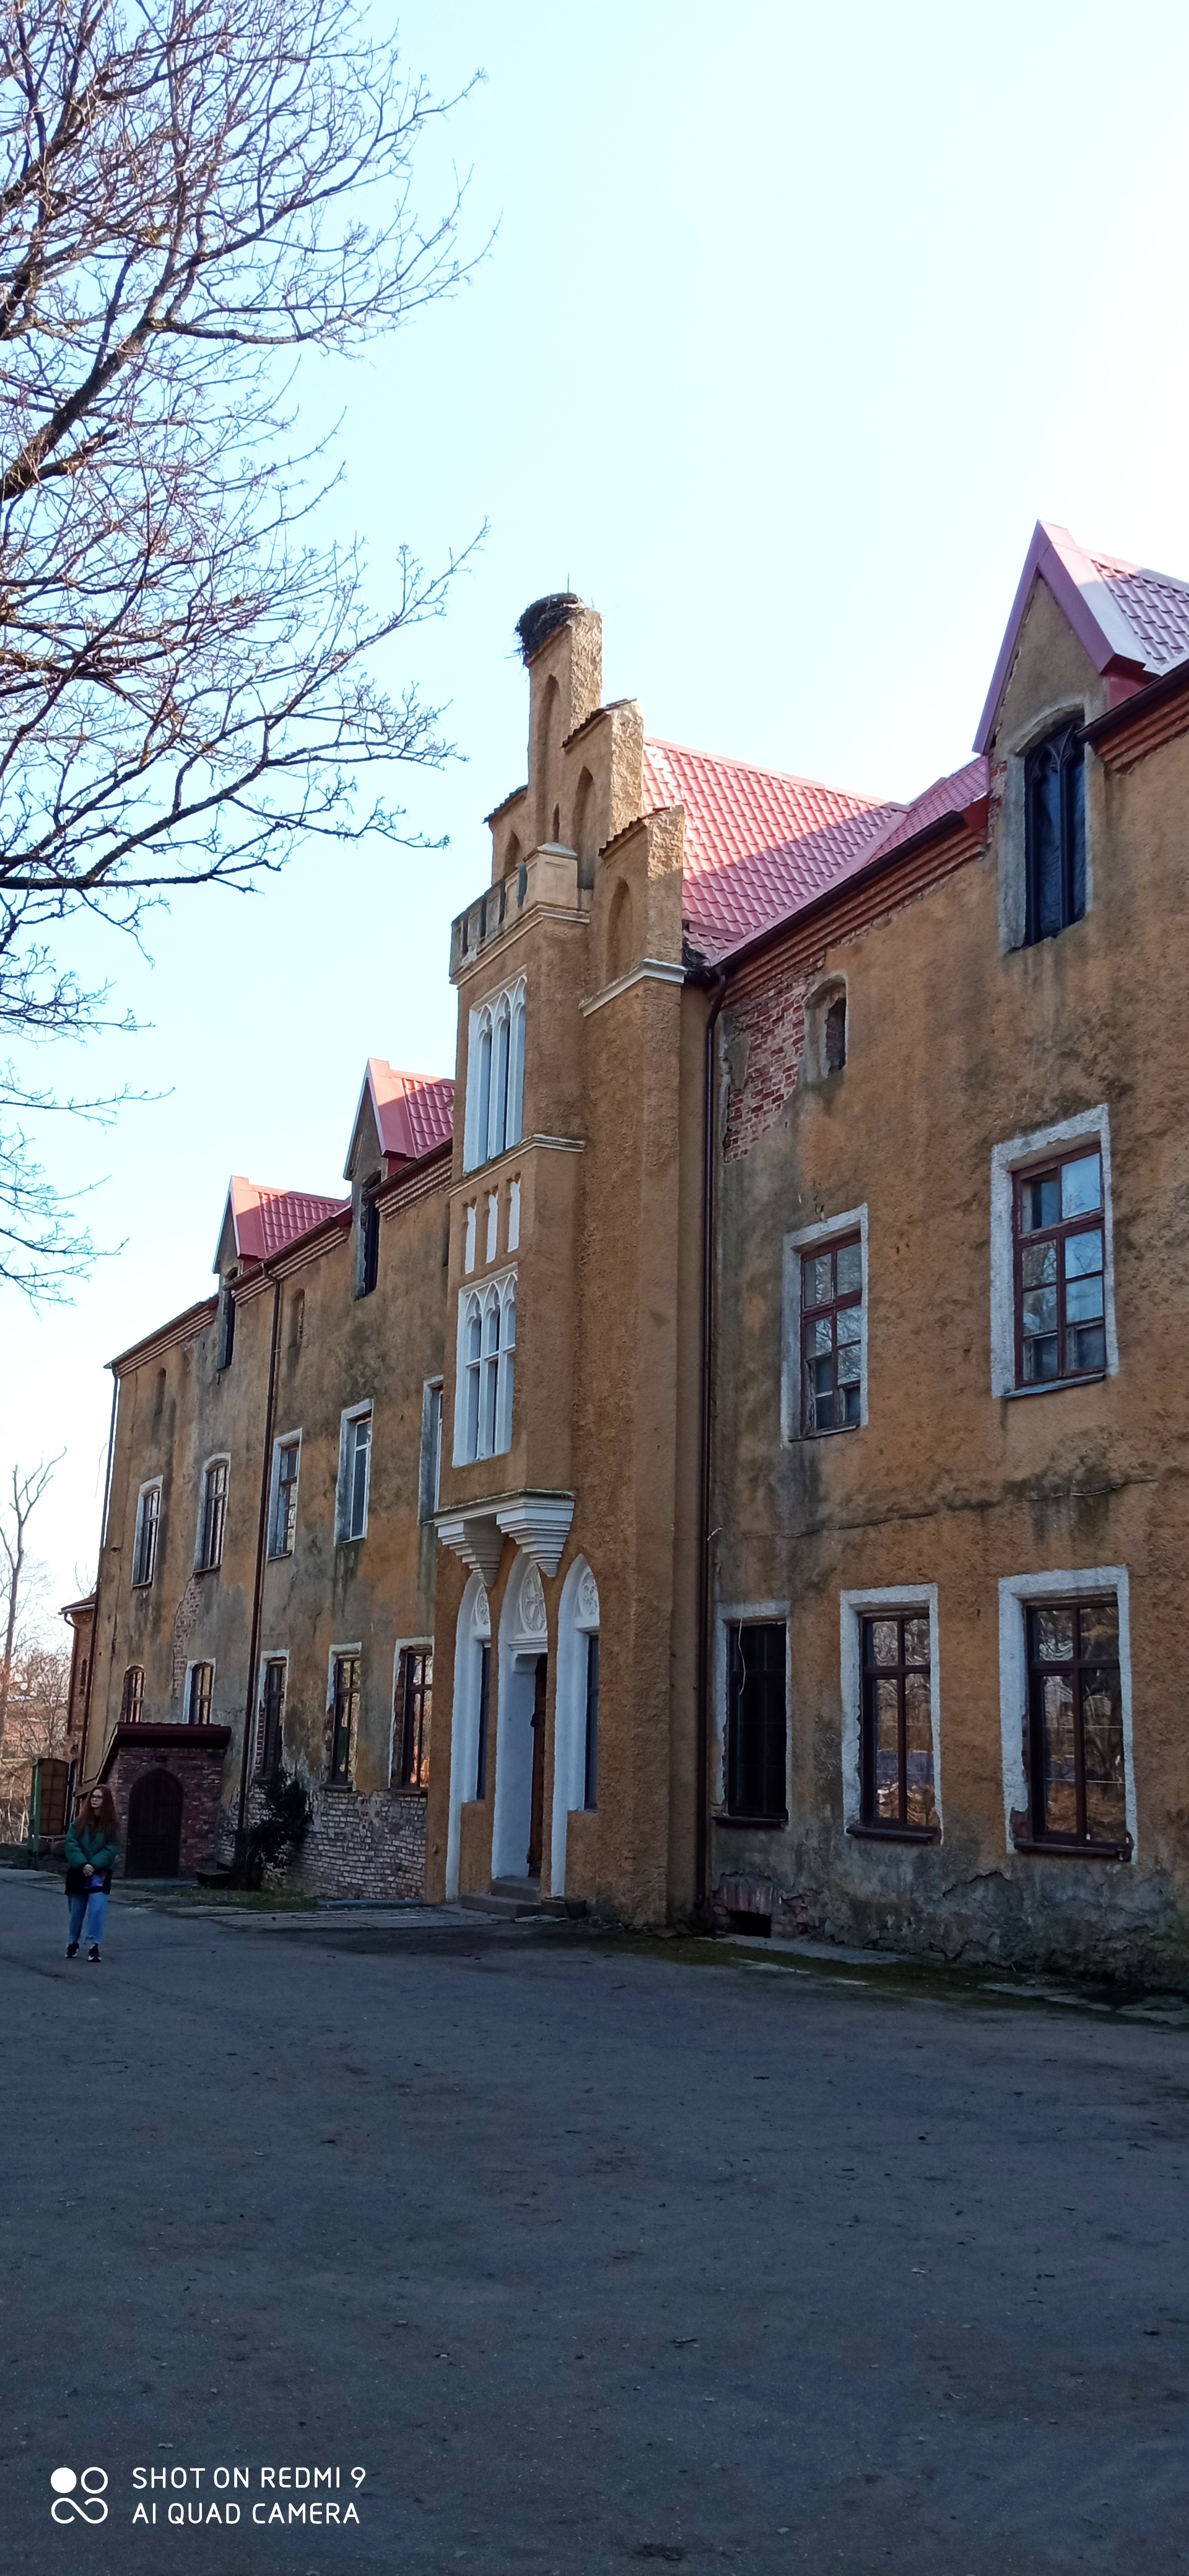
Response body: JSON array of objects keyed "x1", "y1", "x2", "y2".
[
  {"x1": 336, "y1": 1403, "x2": 373, "y2": 1543},
  {"x1": 266, "y1": 1430, "x2": 302, "y2": 1560},
  {"x1": 782, "y1": 1204, "x2": 869, "y2": 1443},
  {"x1": 419, "y1": 1379, "x2": 443, "y2": 1522},
  {"x1": 712, "y1": 1599, "x2": 790, "y2": 1817},
  {"x1": 998, "y1": 1565, "x2": 1135, "y2": 1859},
  {"x1": 183, "y1": 1657, "x2": 216, "y2": 1725},
  {"x1": 838, "y1": 1583, "x2": 943, "y2": 1838},
  {"x1": 194, "y1": 1453, "x2": 230, "y2": 1572},
  {"x1": 990, "y1": 1105, "x2": 1117, "y2": 1398},
  {"x1": 455, "y1": 1269, "x2": 516, "y2": 1464},
  {"x1": 131, "y1": 1477, "x2": 162, "y2": 1588},
  {"x1": 463, "y1": 975, "x2": 526, "y2": 1171}
]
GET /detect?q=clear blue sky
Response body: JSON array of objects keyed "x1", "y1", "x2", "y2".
[{"x1": 9, "y1": 0, "x2": 1189, "y2": 1628}]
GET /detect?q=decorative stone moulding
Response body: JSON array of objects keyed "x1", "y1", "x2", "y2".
[{"x1": 437, "y1": 1491, "x2": 575, "y2": 1585}]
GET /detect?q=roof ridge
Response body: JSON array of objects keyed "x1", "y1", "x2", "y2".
[{"x1": 646, "y1": 733, "x2": 894, "y2": 810}]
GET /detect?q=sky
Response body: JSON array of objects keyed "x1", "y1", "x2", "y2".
[{"x1": 7, "y1": 0, "x2": 1189, "y2": 1633}]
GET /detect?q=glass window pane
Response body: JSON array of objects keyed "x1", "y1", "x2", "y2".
[
  {"x1": 1070, "y1": 1323, "x2": 1106, "y2": 1372},
  {"x1": 835, "y1": 1242, "x2": 862, "y2": 1298},
  {"x1": 874, "y1": 1678, "x2": 899, "y2": 1817},
  {"x1": 809, "y1": 1316, "x2": 833, "y2": 1356},
  {"x1": 1082, "y1": 1673, "x2": 1126, "y2": 1843},
  {"x1": 1040, "y1": 1674, "x2": 1078, "y2": 1835},
  {"x1": 806, "y1": 1255, "x2": 834, "y2": 1308},
  {"x1": 837, "y1": 1344, "x2": 860, "y2": 1385},
  {"x1": 1061, "y1": 1152, "x2": 1102, "y2": 1219},
  {"x1": 840, "y1": 1382, "x2": 861, "y2": 1425},
  {"x1": 1021, "y1": 1242, "x2": 1057, "y2": 1289},
  {"x1": 1078, "y1": 1598, "x2": 1118, "y2": 1659},
  {"x1": 1065, "y1": 1274, "x2": 1104, "y2": 1324},
  {"x1": 836, "y1": 1306, "x2": 862, "y2": 1345},
  {"x1": 1022, "y1": 1332, "x2": 1059, "y2": 1382},
  {"x1": 812, "y1": 1355, "x2": 834, "y2": 1397},
  {"x1": 1032, "y1": 1606, "x2": 1074, "y2": 1662},
  {"x1": 1021, "y1": 1173, "x2": 1060, "y2": 1232},
  {"x1": 1065, "y1": 1230, "x2": 1103, "y2": 1279},
  {"x1": 903, "y1": 1617, "x2": 930, "y2": 1666},
  {"x1": 905, "y1": 1672, "x2": 936, "y2": 1829},
  {"x1": 868, "y1": 1620, "x2": 899, "y2": 1668},
  {"x1": 1022, "y1": 1287, "x2": 1058, "y2": 1336}
]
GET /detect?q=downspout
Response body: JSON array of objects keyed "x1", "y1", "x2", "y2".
[
  {"x1": 78, "y1": 1368, "x2": 120, "y2": 1789},
  {"x1": 695, "y1": 967, "x2": 728, "y2": 1925},
  {"x1": 237, "y1": 1277, "x2": 282, "y2": 1835}
]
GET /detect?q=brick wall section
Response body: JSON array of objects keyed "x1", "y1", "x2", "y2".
[
  {"x1": 220, "y1": 1779, "x2": 429, "y2": 1899},
  {"x1": 722, "y1": 958, "x2": 823, "y2": 1160},
  {"x1": 102, "y1": 1728, "x2": 231, "y2": 1876},
  {"x1": 294, "y1": 1786, "x2": 428, "y2": 1899}
]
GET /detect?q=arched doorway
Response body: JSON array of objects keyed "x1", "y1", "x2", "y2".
[
  {"x1": 126, "y1": 1769, "x2": 183, "y2": 1878},
  {"x1": 446, "y1": 1575, "x2": 490, "y2": 1900},
  {"x1": 552, "y1": 1559, "x2": 599, "y2": 1895},
  {"x1": 493, "y1": 1554, "x2": 549, "y2": 1885}
]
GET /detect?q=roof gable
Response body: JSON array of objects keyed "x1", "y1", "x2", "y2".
[
  {"x1": 975, "y1": 522, "x2": 1189, "y2": 754},
  {"x1": 343, "y1": 1061, "x2": 455, "y2": 1183},
  {"x1": 216, "y1": 1175, "x2": 348, "y2": 1273}
]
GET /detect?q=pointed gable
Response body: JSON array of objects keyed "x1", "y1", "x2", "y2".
[
  {"x1": 975, "y1": 522, "x2": 1189, "y2": 754},
  {"x1": 215, "y1": 1175, "x2": 347, "y2": 1273},
  {"x1": 344, "y1": 1061, "x2": 455, "y2": 1184}
]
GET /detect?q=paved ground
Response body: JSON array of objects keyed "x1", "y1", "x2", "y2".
[{"x1": 4, "y1": 1872, "x2": 1189, "y2": 2576}]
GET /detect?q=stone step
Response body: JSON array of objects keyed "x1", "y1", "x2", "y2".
[{"x1": 459, "y1": 1892, "x2": 541, "y2": 1920}]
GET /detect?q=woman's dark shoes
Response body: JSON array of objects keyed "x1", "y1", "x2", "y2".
[
  {"x1": 87, "y1": 1944, "x2": 101, "y2": 1964},
  {"x1": 65, "y1": 1940, "x2": 79, "y2": 1959}
]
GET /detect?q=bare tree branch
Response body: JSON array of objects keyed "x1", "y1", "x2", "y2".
[
  {"x1": 0, "y1": 0, "x2": 486, "y2": 1292},
  {"x1": 0, "y1": 1453, "x2": 62, "y2": 1747}
]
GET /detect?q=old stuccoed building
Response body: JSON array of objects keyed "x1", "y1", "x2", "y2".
[{"x1": 80, "y1": 526, "x2": 1189, "y2": 1978}]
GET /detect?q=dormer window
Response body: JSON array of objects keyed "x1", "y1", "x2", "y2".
[
  {"x1": 355, "y1": 1190, "x2": 380, "y2": 1299},
  {"x1": 1024, "y1": 720, "x2": 1086, "y2": 945}
]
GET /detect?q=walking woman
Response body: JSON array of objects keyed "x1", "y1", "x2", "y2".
[{"x1": 64, "y1": 1785, "x2": 120, "y2": 1963}]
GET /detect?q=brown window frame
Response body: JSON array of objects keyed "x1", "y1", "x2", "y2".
[
  {"x1": 851, "y1": 1612, "x2": 939, "y2": 1844},
  {"x1": 800, "y1": 1232, "x2": 863, "y2": 1437},
  {"x1": 1016, "y1": 1596, "x2": 1131, "y2": 1859},
  {"x1": 328, "y1": 1653, "x2": 360, "y2": 1786},
  {"x1": 187, "y1": 1661, "x2": 214, "y2": 1726},
  {"x1": 1013, "y1": 1145, "x2": 1106, "y2": 1391},
  {"x1": 120, "y1": 1665, "x2": 144, "y2": 1723},
  {"x1": 394, "y1": 1647, "x2": 432, "y2": 1790}
]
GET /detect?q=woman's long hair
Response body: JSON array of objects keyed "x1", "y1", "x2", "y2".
[{"x1": 77, "y1": 1785, "x2": 118, "y2": 1838}]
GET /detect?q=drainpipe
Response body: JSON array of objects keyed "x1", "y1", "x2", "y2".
[
  {"x1": 77, "y1": 1368, "x2": 120, "y2": 1790},
  {"x1": 695, "y1": 967, "x2": 728, "y2": 1925},
  {"x1": 237, "y1": 1277, "x2": 282, "y2": 1834}
]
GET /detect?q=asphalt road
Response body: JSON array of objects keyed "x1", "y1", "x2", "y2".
[{"x1": 4, "y1": 1871, "x2": 1189, "y2": 2576}]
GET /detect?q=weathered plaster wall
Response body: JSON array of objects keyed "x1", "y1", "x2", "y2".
[{"x1": 712, "y1": 583, "x2": 1189, "y2": 1979}]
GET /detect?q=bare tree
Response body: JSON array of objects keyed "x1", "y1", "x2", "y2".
[
  {"x1": 0, "y1": 1635, "x2": 70, "y2": 1835},
  {"x1": 0, "y1": 1453, "x2": 61, "y2": 1748},
  {"x1": 0, "y1": 0, "x2": 483, "y2": 1292}
]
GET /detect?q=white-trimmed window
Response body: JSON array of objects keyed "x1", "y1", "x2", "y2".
[
  {"x1": 132, "y1": 1479, "x2": 161, "y2": 1588},
  {"x1": 419, "y1": 1380, "x2": 443, "y2": 1521},
  {"x1": 268, "y1": 1434, "x2": 301, "y2": 1559},
  {"x1": 463, "y1": 977, "x2": 526, "y2": 1171},
  {"x1": 990, "y1": 1107, "x2": 1117, "y2": 1398},
  {"x1": 196, "y1": 1456, "x2": 229, "y2": 1572},
  {"x1": 840, "y1": 1585, "x2": 942, "y2": 1845},
  {"x1": 782, "y1": 1206, "x2": 869, "y2": 1441},
  {"x1": 336, "y1": 1404, "x2": 372, "y2": 1542},
  {"x1": 998, "y1": 1568, "x2": 1134, "y2": 1861},
  {"x1": 455, "y1": 1271, "x2": 516, "y2": 1463}
]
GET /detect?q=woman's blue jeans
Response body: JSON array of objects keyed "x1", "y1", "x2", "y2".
[{"x1": 68, "y1": 1888, "x2": 108, "y2": 1946}]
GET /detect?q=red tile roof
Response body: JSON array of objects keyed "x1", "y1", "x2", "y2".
[
  {"x1": 364, "y1": 1061, "x2": 455, "y2": 1167},
  {"x1": 643, "y1": 738, "x2": 899, "y2": 959},
  {"x1": 225, "y1": 1176, "x2": 348, "y2": 1264},
  {"x1": 860, "y1": 757, "x2": 989, "y2": 864}
]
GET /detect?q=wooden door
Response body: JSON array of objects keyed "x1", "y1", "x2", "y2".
[
  {"x1": 527, "y1": 1655, "x2": 547, "y2": 1878},
  {"x1": 126, "y1": 1768, "x2": 183, "y2": 1878}
]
